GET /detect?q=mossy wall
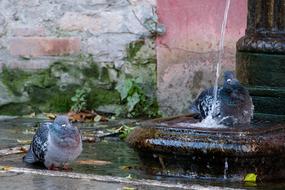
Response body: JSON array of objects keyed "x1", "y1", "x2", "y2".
[
  {"x1": 0, "y1": 39, "x2": 157, "y2": 116},
  {"x1": 0, "y1": 0, "x2": 159, "y2": 116}
]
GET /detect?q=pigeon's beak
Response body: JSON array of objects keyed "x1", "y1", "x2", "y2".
[{"x1": 61, "y1": 124, "x2": 66, "y2": 127}]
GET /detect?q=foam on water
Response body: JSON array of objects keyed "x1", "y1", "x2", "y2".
[{"x1": 191, "y1": 115, "x2": 227, "y2": 128}]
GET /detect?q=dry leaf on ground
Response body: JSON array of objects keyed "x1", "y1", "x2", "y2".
[{"x1": 76, "y1": 160, "x2": 112, "y2": 165}]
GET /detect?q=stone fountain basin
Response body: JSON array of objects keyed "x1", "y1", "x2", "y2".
[
  {"x1": 127, "y1": 114, "x2": 285, "y2": 181},
  {"x1": 128, "y1": 114, "x2": 285, "y2": 157}
]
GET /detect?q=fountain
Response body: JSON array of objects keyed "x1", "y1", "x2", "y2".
[{"x1": 127, "y1": 0, "x2": 285, "y2": 182}]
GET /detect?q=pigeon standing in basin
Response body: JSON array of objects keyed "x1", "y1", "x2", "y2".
[
  {"x1": 23, "y1": 115, "x2": 82, "y2": 169},
  {"x1": 189, "y1": 71, "x2": 254, "y2": 126}
]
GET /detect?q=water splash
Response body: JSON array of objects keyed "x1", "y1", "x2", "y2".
[
  {"x1": 191, "y1": 115, "x2": 227, "y2": 128},
  {"x1": 193, "y1": 0, "x2": 231, "y2": 128}
]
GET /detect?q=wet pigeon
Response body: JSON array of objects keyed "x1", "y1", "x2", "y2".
[
  {"x1": 23, "y1": 115, "x2": 82, "y2": 169},
  {"x1": 189, "y1": 71, "x2": 254, "y2": 126}
]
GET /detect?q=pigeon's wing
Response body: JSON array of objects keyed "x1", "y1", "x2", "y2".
[{"x1": 31, "y1": 122, "x2": 51, "y2": 162}]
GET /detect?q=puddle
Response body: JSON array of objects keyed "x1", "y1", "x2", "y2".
[
  {"x1": 0, "y1": 118, "x2": 141, "y2": 176},
  {"x1": 0, "y1": 173, "x2": 125, "y2": 190},
  {"x1": 0, "y1": 118, "x2": 285, "y2": 190}
]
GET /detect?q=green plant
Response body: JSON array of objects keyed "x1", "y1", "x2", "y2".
[
  {"x1": 71, "y1": 86, "x2": 91, "y2": 113},
  {"x1": 119, "y1": 125, "x2": 135, "y2": 140},
  {"x1": 107, "y1": 125, "x2": 135, "y2": 140},
  {"x1": 115, "y1": 77, "x2": 160, "y2": 118}
]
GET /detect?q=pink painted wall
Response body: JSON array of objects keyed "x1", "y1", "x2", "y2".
[{"x1": 156, "y1": 0, "x2": 247, "y2": 116}]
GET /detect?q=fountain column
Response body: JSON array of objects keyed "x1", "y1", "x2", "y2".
[{"x1": 236, "y1": 0, "x2": 285, "y2": 120}]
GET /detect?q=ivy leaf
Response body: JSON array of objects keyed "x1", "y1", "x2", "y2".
[
  {"x1": 71, "y1": 96, "x2": 78, "y2": 102},
  {"x1": 116, "y1": 79, "x2": 133, "y2": 100},
  {"x1": 127, "y1": 92, "x2": 140, "y2": 112},
  {"x1": 134, "y1": 76, "x2": 143, "y2": 84}
]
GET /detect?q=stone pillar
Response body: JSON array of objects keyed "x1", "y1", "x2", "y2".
[{"x1": 236, "y1": 0, "x2": 285, "y2": 120}]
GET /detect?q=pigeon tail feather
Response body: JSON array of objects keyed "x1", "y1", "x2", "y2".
[{"x1": 23, "y1": 148, "x2": 37, "y2": 164}]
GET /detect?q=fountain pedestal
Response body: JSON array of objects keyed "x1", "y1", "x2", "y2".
[
  {"x1": 127, "y1": 115, "x2": 285, "y2": 181},
  {"x1": 236, "y1": 0, "x2": 285, "y2": 120}
]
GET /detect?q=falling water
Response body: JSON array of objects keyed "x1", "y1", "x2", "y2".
[
  {"x1": 224, "y1": 157, "x2": 228, "y2": 179},
  {"x1": 211, "y1": 0, "x2": 231, "y2": 113},
  {"x1": 192, "y1": 0, "x2": 231, "y2": 128}
]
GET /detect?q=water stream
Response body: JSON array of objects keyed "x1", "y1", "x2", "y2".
[
  {"x1": 193, "y1": 0, "x2": 231, "y2": 128},
  {"x1": 212, "y1": 0, "x2": 231, "y2": 110}
]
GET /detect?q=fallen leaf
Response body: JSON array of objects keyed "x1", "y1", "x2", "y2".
[
  {"x1": 0, "y1": 166, "x2": 13, "y2": 171},
  {"x1": 16, "y1": 139, "x2": 32, "y2": 144},
  {"x1": 77, "y1": 160, "x2": 112, "y2": 165},
  {"x1": 28, "y1": 112, "x2": 36, "y2": 118},
  {"x1": 82, "y1": 136, "x2": 97, "y2": 143},
  {"x1": 126, "y1": 174, "x2": 132, "y2": 179},
  {"x1": 19, "y1": 146, "x2": 28, "y2": 153},
  {"x1": 22, "y1": 129, "x2": 35, "y2": 135},
  {"x1": 122, "y1": 187, "x2": 136, "y2": 190},
  {"x1": 244, "y1": 173, "x2": 257, "y2": 182},
  {"x1": 120, "y1": 165, "x2": 133, "y2": 171},
  {"x1": 107, "y1": 126, "x2": 123, "y2": 133},
  {"x1": 94, "y1": 115, "x2": 102, "y2": 122},
  {"x1": 45, "y1": 113, "x2": 56, "y2": 119},
  {"x1": 68, "y1": 111, "x2": 108, "y2": 122}
]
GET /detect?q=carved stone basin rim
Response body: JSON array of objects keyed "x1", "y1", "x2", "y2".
[{"x1": 127, "y1": 114, "x2": 285, "y2": 157}]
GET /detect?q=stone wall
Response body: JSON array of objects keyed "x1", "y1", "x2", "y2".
[{"x1": 0, "y1": 0, "x2": 158, "y2": 115}]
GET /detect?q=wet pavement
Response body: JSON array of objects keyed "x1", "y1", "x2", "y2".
[
  {"x1": 0, "y1": 117, "x2": 285, "y2": 189},
  {"x1": 0, "y1": 173, "x2": 124, "y2": 190}
]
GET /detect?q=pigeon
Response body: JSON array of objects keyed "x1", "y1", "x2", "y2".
[
  {"x1": 23, "y1": 115, "x2": 82, "y2": 169},
  {"x1": 189, "y1": 71, "x2": 254, "y2": 126}
]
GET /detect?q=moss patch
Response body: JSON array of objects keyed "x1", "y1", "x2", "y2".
[
  {"x1": 126, "y1": 38, "x2": 156, "y2": 65},
  {"x1": 1, "y1": 67, "x2": 31, "y2": 96},
  {"x1": 28, "y1": 85, "x2": 79, "y2": 113},
  {"x1": 0, "y1": 103, "x2": 33, "y2": 115},
  {"x1": 87, "y1": 88, "x2": 121, "y2": 109},
  {"x1": 0, "y1": 60, "x2": 120, "y2": 115},
  {"x1": 126, "y1": 40, "x2": 145, "y2": 62},
  {"x1": 82, "y1": 62, "x2": 100, "y2": 79}
]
